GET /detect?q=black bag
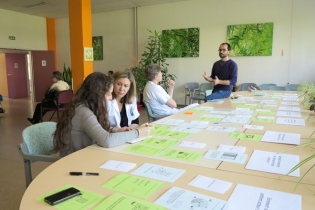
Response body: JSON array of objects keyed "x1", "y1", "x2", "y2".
[{"x1": 44, "y1": 88, "x2": 58, "y2": 100}]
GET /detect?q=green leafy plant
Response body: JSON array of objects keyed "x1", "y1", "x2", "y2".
[
  {"x1": 297, "y1": 82, "x2": 315, "y2": 107},
  {"x1": 63, "y1": 64, "x2": 72, "y2": 87}
]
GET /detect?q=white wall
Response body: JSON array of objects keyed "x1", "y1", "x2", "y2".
[
  {"x1": 55, "y1": 9, "x2": 136, "y2": 73},
  {"x1": 54, "y1": 0, "x2": 315, "y2": 104},
  {"x1": 0, "y1": 8, "x2": 47, "y2": 50}
]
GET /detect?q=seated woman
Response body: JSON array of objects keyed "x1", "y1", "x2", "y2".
[
  {"x1": 53, "y1": 72, "x2": 152, "y2": 157},
  {"x1": 27, "y1": 71, "x2": 69, "y2": 124},
  {"x1": 108, "y1": 70, "x2": 139, "y2": 131}
]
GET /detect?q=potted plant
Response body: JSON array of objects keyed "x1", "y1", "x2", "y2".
[
  {"x1": 297, "y1": 82, "x2": 315, "y2": 110},
  {"x1": 62, "y1": 64, "x2": 72, "y2": 87}
]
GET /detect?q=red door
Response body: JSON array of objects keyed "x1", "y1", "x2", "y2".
[
  {"x1": 5, "y1": 53, "x2": 28, "y2": 99},
  {"x1": 31, "y1": 51, "x2": 55, "y2": 102}
]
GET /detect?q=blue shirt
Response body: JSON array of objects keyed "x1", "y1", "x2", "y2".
[{"x1": 210, "y1": 59, "x2": 238, "y2": 92}]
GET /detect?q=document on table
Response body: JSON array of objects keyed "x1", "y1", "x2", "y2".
[
  {"x1": 124, "y1": 144, "x2": 165, "y2": 156},
  {"x1": 243, "y1": 124, "x2": 264, "y2": 130},
  {"x1": 154, "y1": 187, "x2": 226, "y2": 210},
  {"x1": 131, "y1": 163, "x2": 185, "y2": 183},
  {"x1": 260, "y1": 100, "x2": 277, "y2": 105},
  {"x1": 100, "y1": 160, "x2": 136, "y2": 172},
  {"x1": 278, "y1": 106, "x2": 300, "y2": 111},
  {"x1": 281, "y1": 101, "x2": 299, "y2": 105},
  {"x1": 223, "y1": 184, "x2": 301, "y2": 210},
  {"x1": 189, "y1": 175, "x2": 232, "y2": 194},
  {"x1": 276, "y1": 111, "x2": 301, "y2": 117},
  {"x1": 255, "y1": 109, "x2": 275, "y2": 115},
  {"x1": 192, "y1": 106, "x2": 214, "y2": 112},
  {"x1": 282, "y1": 96, "x2": 299, "y2": 101},
  {"x1": 230, "y1": 108, "x2": 254, "y2": 115},
  {"x1": 154, "y1": 119, "x2": 185, "y2": 126},
  {"x1": 276, "y1": 117, "x2": 305, "y2": 126},
  {"x1": 37, "y1": 184, "x2": 105, "y2": 210},
  {"x1": 261, "y1": 131, "x2": 300, "y2": 145},
  {"x1": 179, "y1": 141, "x2": 206, "y2": 149},
  {"x1": 187, "y1": 120, "x2": 209, "y2": 128},
  {"x1": 203, "y1": 150, "x2": 248, "y2": 164},
  {"x1": 171, "y1": 124, "x2": 202, "y2": 133},
  {"x1": 221, "y1": 115, "x2": 251, "y2": 124},
  {"x1": 153, "y1": 129, "x2": 190, "y2": 139},
  {"x1": 102, "y1": 173, "x2": 163, "y2": 199},
  {"x1": 93, "y1": 193, "x2": 165, "y2": 210},
  {"x1": 217, "y1": 144, "x2": 246, "y2": 153},
  {"x1": 245, "y1": 150, "x2": 300, "y2": 177},
  {"x1": 198, "y1": 114, "x2": 226, "y2": 121},
  {"x1": 159, "y1": 149, "x2": 203, "y2": 162},
  {"x1": 141, "y1": 137, "x2": 179, "y2": 147},
  {"x1": 206, "y1": 126, "x2": 236, "y2": 133},
  {"x1": 251, "y1": 116, "x2": 276, "y2": 123},
  {"x1": 210, "y1": 110, "x2": 231, "y2": 114},
  {"x1": 229, "y1": 132, "x2": 263, "y2": 141}
]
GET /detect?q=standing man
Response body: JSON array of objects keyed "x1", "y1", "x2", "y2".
[
  {"x1": 143, "y1": 64, "x2": 178, "y2": 115},
  {"x1": 203, "y1": 43, "x2": 238, "y2": 101}
]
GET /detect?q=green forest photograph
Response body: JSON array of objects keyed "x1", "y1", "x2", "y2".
[
  {"x1": 92, "y1": 36, "x2": 103, "y2": 60},
  {"x1": 161, "y1": 28, "x2": 199, "y2": 58},
  {"x1": 227, "y1": 22, "x2": 274, "y2": 56}
]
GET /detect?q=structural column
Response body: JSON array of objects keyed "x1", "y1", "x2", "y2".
[
  {"x1": 46, "y1": 18, "x2": 57, "y2": 69},
  {"x1": 68, "y1": 0, "x2": 93, "y2": 92}
]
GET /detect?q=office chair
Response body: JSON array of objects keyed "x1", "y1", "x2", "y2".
[
  {"x1": 143, "y1": 101, "x2": 168, "y2": 123},
  {"x1": 239, "y1": 83, "x2": 260, "y2": 91},
  {"x1": 184, "y1": 82, "x2": 199, "y2": 105},
  {"x1": 41, "y1": 89, "x2": 73, "y2": 122},
  {"x1": 259, "y1": 83, "x2": 277, "y2": 90},
  {"x1": 268, "y1": 86, "x2": 286, "y2": 91},
  {"x1": 17, "y1": 122, "x2": 60, "y2": 187},
  {"x1": 190, "y1": 83, "x2": 213, "y2": 104},
  {"x1": 285, "y1": 84, "x2": 299, "y2": 91}
]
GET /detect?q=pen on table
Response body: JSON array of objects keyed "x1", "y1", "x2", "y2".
[
  {"x1": 69, "y1": 172, "x2": 99, "y2": 176},
  {"x1": 214, "y1": 122, "x2": 231, "y2": 124}
]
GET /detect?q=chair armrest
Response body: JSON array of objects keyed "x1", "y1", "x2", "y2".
[{"x1": 192, "y1": 88, "x2": 200, "y2": 96}]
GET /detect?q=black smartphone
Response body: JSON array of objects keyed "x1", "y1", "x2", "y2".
[{"x1": 44, "y1": 187, "x2": 82, "y2": 206}]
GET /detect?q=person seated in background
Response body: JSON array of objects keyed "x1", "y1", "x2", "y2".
[
  {"x1": 27, "y1": 71, "x2": 69, "y2": 124},
  {"x1": 53, "y1": 72, "x2": 152, "y2": 157},
  {"x1": 108, "y1": 70, "x2": 140, "y2": 131},
  {"x1": 0, "y1": 94, "x2": 6, "y2": 113},
  {"x1": 108, "y1": 70, "x2": 114, "y2": 78},
  {"x1": 143, "y1": 64, "x2": 179, "y2": 115}
]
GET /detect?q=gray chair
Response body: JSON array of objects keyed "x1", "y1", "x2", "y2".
[
  {"x1": 190, "y1": 83, "x2": 213, "y2": 104},
  {"x1": 184, "y1": 82, "x2": 199, "y2": 105},
  {"x1": 143, "y1": 101, "x2": 168, "y2": 123},
  {"x1": 17, "y1": 122, "x2": 60, "y2": 187},
  {"x1": 268, "y1": 86, "x2": 286, "y2": 91},
  {"x1": 239, "y1": 83, "x2": 260, "y2": 91},
  {"x1": 259, "y1": 83, "x2": 277, "y2": 90},
  {"x1": 285, "y1": 84, "x2": 299, "y2": 91}
]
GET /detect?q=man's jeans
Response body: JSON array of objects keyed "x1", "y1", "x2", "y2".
[{"x1": 206, "y1": 90, "x2": 231, "y2": 101}]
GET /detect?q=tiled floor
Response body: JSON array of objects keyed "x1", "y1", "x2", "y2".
[{"x1": 0, "y1": 97, "x2": 149, "y2": 209}]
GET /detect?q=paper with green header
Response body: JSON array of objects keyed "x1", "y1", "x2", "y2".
[
  {"x1": 229, "y1": 132, "x2": 262, "y2": 141},
  {"x1": 93, "y1": 193, "x2": 166, "y2": 210},
  {"x1": 37, "y1": 184, "x2": 104, "y2": 210},
  {"x1": 140, "y1": 137, "x2": 178, "y2": 147},
  {"x1": 124, "y1": 144, "x2": 165, "y2": 156},
  {"x1": 159, "y1": 149, "x2": 203, "y2": 162},
  {"x1": 102, "y1": 173, "x2": 163, "y2": 199}
]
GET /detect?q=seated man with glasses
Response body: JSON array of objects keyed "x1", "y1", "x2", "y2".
[{"x1": 203, "y1": 42, "x2": 238, "y2": 101}]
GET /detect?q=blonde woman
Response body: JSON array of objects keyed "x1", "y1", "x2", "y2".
[{"x1": 108, "y1": 70, "x2": 140, "y2": 132}]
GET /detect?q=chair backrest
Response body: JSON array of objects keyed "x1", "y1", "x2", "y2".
[
  {"x1": 199, "y1": 83, "x2": 213, "y2": 92},
  {"x1": 239, "y1": 83, "x2": 259, "y2": 91},
  {"x1": 143, "y1": 101, "x2": 156, "y2": 122},
  {"x1": 57, "y1": 90, "x2": 73, "y2": 104},
  {"x1": 259, "y1": 83, "x2": 277, "y2": 90},
  {"x1": 22, "y1": 122, "x2": 57, "y2": 155},
  {"x1": 285, "y1": 84, "x2": 299, "y2": 91},
  {"x1": 268, "y1": 86, "x2": 286, "y2": 91},
  {"x1": 185, "y1": 82, "x2": 199, "y2": 91}
]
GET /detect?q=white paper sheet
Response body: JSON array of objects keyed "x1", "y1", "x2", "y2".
[
  {"x1": 206, "y1": 126, "x2": 236, "y2": 133},
  {"x1": 223, "y1": 184, "x2": 301, "y2": 210},
  {"x1": 210, "y1": 110, "x2": 231, "y2": 114},
  {"x1": 276, "y1": 118, "x2": 305, "y2": 126},
  {"x1": 154, "y1": 119, "x2": 185, "y2": 126},
  {"x1": 230, "y1": 108, "x2": 254, "y2": 115},
  {"x1": 203, "y1": 150, "x2": 248, "y2": 164},
  {"x1": 131, "y1": 163, "x2": 185, "y2": 183},
  {"x1": 100, "y1": 160, "x2": 136, "y2": 172},
  {"x1": 189, "y1": 175, "x2": 232, "y2": 194},
  {"x1": 154, "y1": 187, "x2": 226, "y2": 210},
  {"x1": 171, "y1": 125, "x2": 202, "y2": 133},
  {"x1": 178, "y1": 103, "x2": 200, "y2": 112},
  {"x1": 193, "y1": 106, "x2": 214, "y2": 111},
  {"x1": 179, "y1": 141, "x2": 206, "y2": 149},
  {"x1": 217, "y1": 144, "x2": 246, "y2": 153},
  {"x1": 221, "y1": 115, "x2": 251, "y2": 124},
  {"x1": 276, "y1": 111, "x2": 301, "y2": 118},
  {"x1": 245, "y1": 150, "x2": 300, "y2": 177},
  {"x1": 207, "y1": 100, "x2": 224, "y2": 104},
  {"x1": 278, "y1": 106, "x2": 300, "y2": 111},
  {"x1": 243, "y1": 125, "x2": 264, "y2": 130},
  {"x1": 261, "y1": 131, "x2": 300, "y2": 145},
  {"x1": 187, "y1": 120, "x2": 209, "y2": 129},
  {"x1": 280, "y1": 101, "x2": 299, "y2": 105}
]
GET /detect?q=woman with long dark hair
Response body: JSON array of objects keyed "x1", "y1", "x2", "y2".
[{"x1": 53, "y1": 72, "x2": 151, "y2": 157}]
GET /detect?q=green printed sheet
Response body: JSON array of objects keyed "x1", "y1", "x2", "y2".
[
  {"x1": 102, "y1": 174, "x2": 163, "y2": 199},
  {"x1": 262, "y1": 105, "x2": 277, "y2": 109},
  {"x1": 93, "y1": 193, "x2": 165, "y2": 210},
  {"x1": 197, "y1": 116, "x2": 223, "y2": 122},
  {"x1": 159, "y1": 149, "x2": 203, "y2": 162},
  {"x1": 141, "y1": 137, "x2": 178, "y2": 147},
  {"x1": 37, "y1": 184, "x2": 104, "y2": 210},
  {"x1": 230, "y1": 99, "x2": 246, "y2": 103},
  {"x1": 150, "y1": 125, "x2": 170, "y2": 135},
  {"x1": 124, "y1": 144, "x2": 165, "y2": 156},
  {"x1": 251, "y1": 117, "x2": 276, "y2": 123},
  {"x1": 254, "y1": 111, "x2": 275, "y2": 115},
  {"x1": 153, "y1": 130, "x2": 189, "y2": 139},
  {"x1": 236, "y1": 104, "x2": 257, "y2": 109},
  {"x1": 229, "y1": 132, "x2": 262, "y2": 141}
]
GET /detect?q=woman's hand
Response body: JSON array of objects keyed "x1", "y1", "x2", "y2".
[{"x1": 137, "y1": 123, "x2": 153, "y2": 138}]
